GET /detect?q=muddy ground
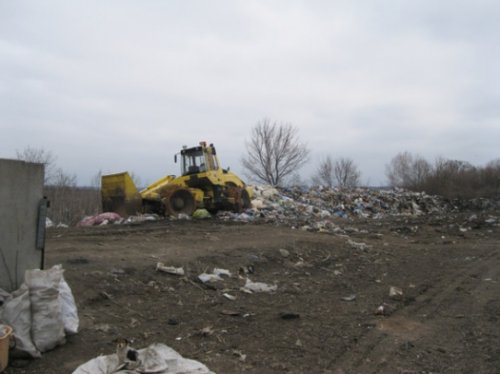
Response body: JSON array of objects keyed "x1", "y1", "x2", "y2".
[{"x1": 5, "y1": 211, "x2": 500, "y2": 374}]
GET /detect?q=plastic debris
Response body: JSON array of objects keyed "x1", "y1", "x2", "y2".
[
  {"x1": 241, "y1": 278, "x2": 277, "y2": 293},
  {"x1": 341, "y1": 294, "x2": 357, "y2": 302},
  {"x1": 198, "y1": 268, "x2": 231, "y2": 283},
  {"x1": 192, "y1": 209, "x2": 211, "y2": 219},
  {"x1": 124, "y1": 214, "x2": 160, "y2": 224},
  {"x1": 72, "y1": 342, "x2": 214, "y2": 374},
  {"x1": 156, "y1": 263, "x2": 185, "y2": 276},
  {"x1": 78, "y1": 212, "x2": 123, "y2": 227},
  {"x1": 176, "y1": 213, "x2": 192, "y2": 220},
  {"x1": 198, "y1": 273, "x2": 223, "y2": 283},
  {"x1": 45, "y1": 217, "x2": 54, "y2": 228},
  {"x1": 389, "y1": 286, "x2": 404, "y2": 299},
  {"x1": 215, "y1": 185, "x2": 467, "y2": 233},
  {"x1": 348, "y1": 240, "x2": 371, "y2": 251},
  {"x1": 375, "y1": 303, "x2": 395, "y2": 316},
  {"x1": 223, "y1": 293, "x2": 236, "y2": 301},
  {"x1": 213, "y1": 268, "x2": 231, "y2": 277},
  {"x1": 279, "y1": 249, "x2": 290, "y2": 257}
]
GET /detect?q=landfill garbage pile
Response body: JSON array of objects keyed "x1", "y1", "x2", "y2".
[
  {"x1": 216, "y1": 185, "x2": 457, "y2": 230},
  {"x1": 62, "y1": 185, "x2": 499, "y2": 229}
]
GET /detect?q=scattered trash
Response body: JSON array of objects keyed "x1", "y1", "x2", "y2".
[
  {"x1": 93, "y1": 324, "x2": 112, "y2": 333},
  {"x1": 45, "y1": 217, "x2": 54, "y2": 228},
  {"x1": 198, "y1": 273, "x2": 223, "y2": 283},
  {"x1": 124, "y1": 214, "x2": 160, "y2": 224},
  {"x1": 375, "y1": 303, "x2": 395, "y2": 316},
  {"x1": 198, "y1": 268, "x2": 232, "y2": 283},
  {"x1": 72, "y1": 342, "x2": 214, "y2": 374},
  {"x1": 197, "y1": 326, "x2": 215, "y2": 337},
  {"x1": 192, "y1": 209, "x2": 211, "y2": 219},
  {"x1": 212, "y1": 184, "x2": 500, "y2": 234},
  {"x1": 223, "y1": 293, "x2": 237, "y2": 301},
  {"x1": 156, "y1": 263, "x2": 185, "y2": 276},
  {"x1": 176, "y1": 213, "x2": 192, "y2": 220},
  {"x1": 341, "y1": 294, "x2": 357, "y2": 302},
  {"x1": 389, "y1": 286, "x2": 404, "y2": 300},
  {"x1": 77, "y1": 212, "x2": 123, "y2": 227},
  {"x1": 220, "y1": 310, "x2": 241, "y2": 316},
  {"x1": 279, "y1": 248, "x2": 290, "y2": 257},
  {"x1": 232, "y1": 349, "x2": 247, "y2": 362},
  {"x1": 75, "y1": 185, "x2": 499, "y2": 229},
  {"x1": 348, "y1": 240, "x2": 371, "y2": 251},
  {"x1": 241, "y1": 278, "x2": 277, "y2": 293},
  {"x1": 213, "y1": 268, "x2": 232, "y2": 277},
  {"x1": 239, "y1": 265, "x2": 255, "y2": 275}
]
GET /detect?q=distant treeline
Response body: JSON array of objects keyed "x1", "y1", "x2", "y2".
[
  {"x1": 386, "y1": 152, "x2": 500, "y2": 199},
  {"x1": 44, "y1": 185, "x2": 101, "y2": 226}
]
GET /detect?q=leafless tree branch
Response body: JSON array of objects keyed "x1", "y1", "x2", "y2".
[{"x1": 241, "y1": 119, "x2": 309, "y2": 186}]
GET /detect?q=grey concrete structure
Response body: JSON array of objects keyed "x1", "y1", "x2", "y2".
[{"x1": 0, "y1": 159, "x2": 45, "y2": 292}]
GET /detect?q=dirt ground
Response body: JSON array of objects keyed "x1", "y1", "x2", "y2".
[{"x1": 5, "y1": 211, "x2": 500, "y2": 374}]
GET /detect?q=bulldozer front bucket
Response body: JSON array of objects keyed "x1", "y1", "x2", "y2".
[{"x1": 101, "y1": 172, "x2": 142, "y2": 217}]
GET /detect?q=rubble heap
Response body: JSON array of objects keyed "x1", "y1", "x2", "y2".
[
  {"x1": 216, "y1": 185, "x2": 454, "y2": 230},
  {"x1": 70, "y1": 185, "x2": 498, "y2": 229}
]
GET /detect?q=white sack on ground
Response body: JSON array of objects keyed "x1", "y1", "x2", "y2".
[
  {"x1": 0, "y1": 284, "x2": 41, "y2": 358},
  {"x1": 72, "y1": 343, "x2": 214, "y2": 374},
  {"x1": 24, "y1": 265, "x2": 66, "y2": 352},
  {"x1": 58, "y1": 268, "x2": 79, "y2": 335}
]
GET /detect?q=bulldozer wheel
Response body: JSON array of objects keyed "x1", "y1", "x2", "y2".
[
  {"x1": 226, "y1": 186, "x2": 250, "y2": 213},
  {"x1": 164, "y1": 188, "x2": 195, "y2": 216},
  {"x1": 241, "y1": 189, "x2": 251, "y2": 210}
]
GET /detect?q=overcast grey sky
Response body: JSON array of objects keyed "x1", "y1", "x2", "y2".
[{"x1": 1, "y1": 0, "x2": 499, "y2": 186}]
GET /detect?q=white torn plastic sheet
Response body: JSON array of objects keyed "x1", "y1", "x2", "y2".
[
  {"x1": 198, "y1": 268, "x2": 231, "y2": 284},
  {"x1": 241, "y1": 278, "x2": 277, "y2": 293},
  {"x1": 72, "y1": 343, "x2": 214, "y2": 374},
  {"x1": 156, "y1": 263, "x2": 185, "y2": 276},
  {"x1": 212, "y1": 268, "x2": 231, "y2": 277},
  {"x1": 198, "y1": 273, "x2": 223, "y2": 283}
]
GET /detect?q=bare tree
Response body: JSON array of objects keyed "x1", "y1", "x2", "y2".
[
  {"x1": 242, "y1": 119, "x2": 309, "y2": 186},
  {"x1": 334, "y1": 157, "x2": 361, "y2": 188},
  {"x1": 386, "y1": 152, "x2": 431, "y2": 189},
  {"x1": 16, "y1": 146, "x2": 57, "y2": 184},
  {"x1": 313, "y1": 156, "x2": 335, "y2": 187}
]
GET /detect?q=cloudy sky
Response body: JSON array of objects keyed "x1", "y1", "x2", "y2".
[{"x1": 1, "y1": 0, "x2": 499, "y2": 186}]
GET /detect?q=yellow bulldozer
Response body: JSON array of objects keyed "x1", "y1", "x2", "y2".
[{"x1": 101, "y1": 142, "x2": 252, "y2": 217}]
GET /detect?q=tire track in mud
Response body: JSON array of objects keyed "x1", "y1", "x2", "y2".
[{"x1": 331, "y1": 244, "x2": 500, "y2": 373}]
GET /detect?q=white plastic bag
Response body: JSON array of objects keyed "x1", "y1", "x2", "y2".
[
  {"x1": 58, "y1": 270, "x2": 79, "y2": 335},
  {"x1": 25, "y1": 265, "x2": 66, "y2": 352},
  {"x1": 241, "y1": 278, "x2": 277, "y2": 293},
  {"x1": 0, "y1": 284, "x2": 41, "y2": 358},
  {"x1": 72, "y1": 343, "x2": 214, "y2": 374}
]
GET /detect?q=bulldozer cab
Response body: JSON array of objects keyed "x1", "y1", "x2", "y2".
[{"x1": 177, "y1": 142, "x2": 219, "y2": 176}]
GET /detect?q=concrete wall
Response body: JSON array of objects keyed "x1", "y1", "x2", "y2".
[{"x1": 0, "y1": 159, "x2": 44, "y2": 292}]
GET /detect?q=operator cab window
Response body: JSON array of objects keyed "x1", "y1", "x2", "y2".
[{"x1": 181, "y1": 148, "x2": 206, "y2": 175}]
